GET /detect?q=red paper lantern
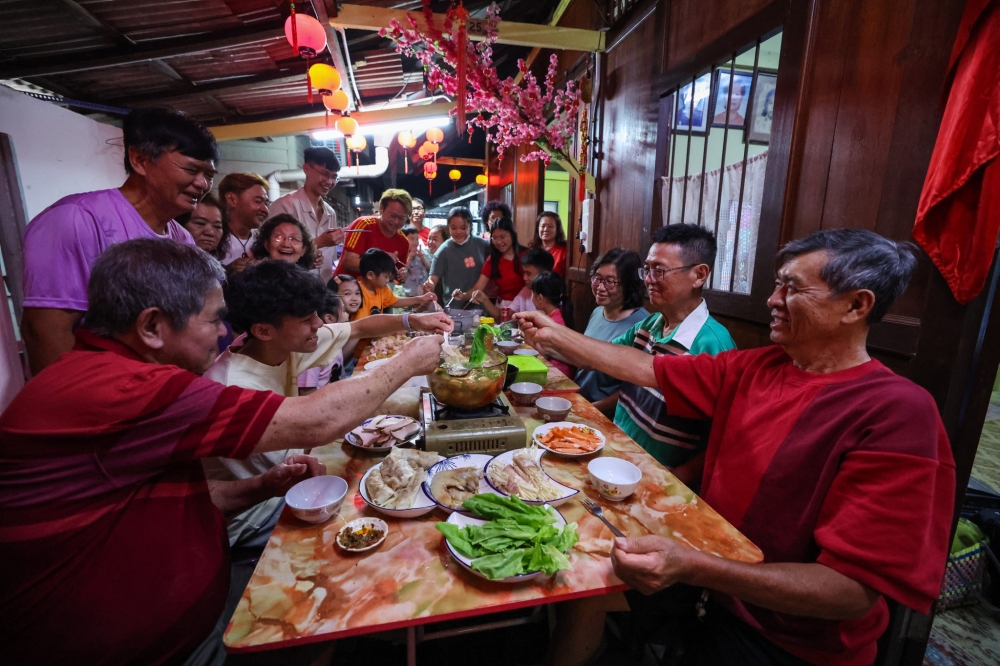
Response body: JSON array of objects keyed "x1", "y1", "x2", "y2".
[
  {"x1": 426, "y1": 127, "x2": 444, "y2": 144},
  {"x1": 285, "y1": 13, "x2": 327, "y2": 58},
  {"x1": 424, "y1": 162, "x2": 438, "y2": 176}
]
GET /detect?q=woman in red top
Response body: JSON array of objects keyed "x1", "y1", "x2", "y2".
[
  {"x1": 532, "y1": 211, "x2": 568, "y2": 276},
  {"x1": 455, "y1": 217, "x2": 526, "y2": 303}
]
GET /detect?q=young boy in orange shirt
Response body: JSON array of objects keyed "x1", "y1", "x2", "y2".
[{"x1": 353, "y1": 248, "x2": 436, "y2": 320}]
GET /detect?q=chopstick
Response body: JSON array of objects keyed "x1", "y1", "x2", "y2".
[{"x1": 342, "y1": 229, "x2": 371, "y2": 233}]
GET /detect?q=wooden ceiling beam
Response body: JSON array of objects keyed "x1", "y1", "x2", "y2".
[
  {"x1": 0, "y1": 23, "x2": 286, "y2": 79},
  {"x1": 436, "y1": 156, "x2": 486, "y2": 167},
  {"x1": 108, "y1": 68, "x2": 308, "y2": 105},
  {"x1": 55, "y1": 0, "x2": 136, "y2": 49},
  {"x1": 331, "y1": 4, "x2": 605, "y2": 52}
]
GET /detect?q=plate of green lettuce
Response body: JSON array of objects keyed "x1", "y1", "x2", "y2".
[{"x1": 436, "y1": 494, "x2": 579, "y2": 583}]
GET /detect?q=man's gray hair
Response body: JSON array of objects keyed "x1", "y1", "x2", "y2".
[
  {"x1": 86, "y1": 239, "x2": 225, "y2": 336},
  {"x1": 776, "y1": 229, "x2": 918, "y2": 324}
]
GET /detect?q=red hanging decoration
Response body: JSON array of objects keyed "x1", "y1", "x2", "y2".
[
  {"x1": 290, "y1": 2, "x2": 299, "y2": 51},
  {"x1": 455, "y1": 2, "x2": 469, "y2": 134},
  {"x1": 578, "y1": 106, "x2": 589, "y2": 200},
  {"x1": 306, "y1": 57, "x2": 313, "y2": 104}
]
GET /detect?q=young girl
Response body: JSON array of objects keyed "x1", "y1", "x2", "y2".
[
  {"x1": 297, "y1": 292, "x2": 347, "y2": 395},
  {"x1": 530, "y1": 272, "x2": 574, "y2": 376},
  {"x1": 330, "y1": 275, "x2": 363, "y2": 371}
]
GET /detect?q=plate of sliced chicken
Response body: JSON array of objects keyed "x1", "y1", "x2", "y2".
[
  {"x1": 346, "y1": 415, "x2": 422, "y2": 452},
  {"x1": 360, "y1": 447, "x2": 442, "y2": 518}
]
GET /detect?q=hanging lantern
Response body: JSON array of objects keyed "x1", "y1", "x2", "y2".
[
  {"x1": 284, "y1": 5, "x2": 327, "y2": 104},
  {"x1": 426, "y1": 127, "x2": 444, "y2": 144},
  {"x1": 309, "y1": 63, "x2": 341, "y2": 95},
  {"x1": 336, "y1": 114, "x2": 359, "y2": 137},
  {"x1": 475, "y1": 174, "x2": 488, "y2": 186},
  {"x1": 449, "y1": 168, "x2": 461, "y2": 193},
  {"x1": 346, "y1": 134, "x2": 367, "y2": 153},
  {"x1": 284, "y1": 12, "x2": 327, "y2": 58},
  {"x1": 420, "y1": 140, "x2": 439, "y2": 155},
  {"x1": 417, "y1": 143, "x2": 434, "y2": 160},
  {"x1": 424, "y1": 161, "x2": 437, "y2": 195},
  {"x1": 397, "y1": 131, "x2": 416, "y2": 148},
  {"x1": 324, "y1": 90, "x2": 349, "y2": 114}
]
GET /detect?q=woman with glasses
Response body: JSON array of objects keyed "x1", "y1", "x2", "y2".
[
  {"x1": 251, "y1": 214, "x2": 316, "y2": 270},
  {"x1": 576, "y1": 249, "x2": 649, "y2": 413}
]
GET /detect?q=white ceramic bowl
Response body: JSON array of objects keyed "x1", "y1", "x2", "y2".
[
  {"x1": 285, "y1": 476, "x2": 348, "y2": 523},
  {"x1": 496, "y1": 340, "x2": 521, "y2": 355},
  {"x1": 535, "y1": 396, "x2": 572, "y2": 422},
  {"x1": 587, "y1": 458, "x2": 642, "y2": 502},
  {"x1": 509, "y1": 381, "x2": 543, "y2": 406},
  {"x1": 337, "y1": 517, "x2": 389, "y2": 553},
  {"x1": 513, "y1": 348, "x2": 539, "y2": 357}
]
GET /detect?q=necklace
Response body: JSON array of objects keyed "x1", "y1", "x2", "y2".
[{"x1": 234, "y1": 232, "x2": 253, "y2": 258}]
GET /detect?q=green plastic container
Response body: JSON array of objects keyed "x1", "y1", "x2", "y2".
[{"x1": 506, "y1": 355, "x2": 549, "y2": 386}]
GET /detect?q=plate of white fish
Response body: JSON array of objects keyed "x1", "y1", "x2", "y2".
[
  {"x1": 484, "y1": 447, "x2": 579, "y2": 507},
  {"x1": 346, "y1": 415, "x2": 422, "y2": 451},
  {"x1": 360, "y1": 447, "x2": 442, "y2": 518},
  {"x1": 422, "y1": 454, "x2": 496, "y2": 513}
]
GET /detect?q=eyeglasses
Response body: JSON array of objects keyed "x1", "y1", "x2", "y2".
[
  {"x1": 638, "y1": 264, "x2": 696, "y2": 282},
  {"x1": 273, "y1": 234, "x2": 303, "y2": 245},
  {"x1": 590, "y1": 275, "x2": 620, "y2": 289},
  {"x1": 385, "y1": 212, "x2": 409, "y2": 224},
  {"x1": 305, "y1": 164, "x2": 338, "y2": 182}
]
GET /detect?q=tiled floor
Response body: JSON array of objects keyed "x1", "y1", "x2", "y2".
[{"x1": 926, "y1": 400, "x2": 1000, "y2": 666}]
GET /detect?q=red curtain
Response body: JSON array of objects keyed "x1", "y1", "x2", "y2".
[{"x1": 912, "y1": 0, "x2": 1000, "y2": 304}]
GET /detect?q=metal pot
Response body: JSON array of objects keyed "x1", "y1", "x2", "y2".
[
  {"x1": 426, "y1": 349, "x2": 508, "y2": 409},
  {"x1": 445, "y1": 307, "x2": 483, "y2": 335}
]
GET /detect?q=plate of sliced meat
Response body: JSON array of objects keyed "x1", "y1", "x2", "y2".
[
  {"x1": 533, "y1": 422, "x2": 606, "y2": 457},
  {"x1": 346, "y1": 415, "x2": 422, "y2": 452}
]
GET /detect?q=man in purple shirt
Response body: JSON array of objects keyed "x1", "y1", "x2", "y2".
[{"x1": 20, "y1": 108, "x2": 220, "y2": 374}]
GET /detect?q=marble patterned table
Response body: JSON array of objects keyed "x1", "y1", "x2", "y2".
[{"x1": 223, "y1": 393, "x2": 761, "y2": 655}]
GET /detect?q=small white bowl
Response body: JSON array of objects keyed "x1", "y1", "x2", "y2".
[
  {"x1": 513, "y1": 348, "x2": 539, "y2": 357},
  {"x1": 496, "y1": 340, "x2": 520, "y2": 355},
  {"x1": 509, "y1": 381, "x2": 543, "y2": 406},
  {"x1": 337, "y1": 517, "x2": 388, "y2": 553},
  {"x1": 587, "y1": 458, "x2": 642, "y2": 502},
  {"x1": 535, "y1": 396, "x2": 572, "y2": 422},
  {"x1": 285, "y1": 476, "x2": 348, "y2": 523}
]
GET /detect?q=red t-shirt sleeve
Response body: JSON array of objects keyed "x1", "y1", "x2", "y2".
[
  {"x1": 652, "y1": 350, "x2": 731, "y2": 420},
  {"x1": 481, "y1": 256, "x2": 493, "y2": 277},
  {"x1": 813, "y1": 397, "x2": 956, "y2": 613},
  {"x1": 171, "y1": 377, "x2": 285, "y2": 462}
]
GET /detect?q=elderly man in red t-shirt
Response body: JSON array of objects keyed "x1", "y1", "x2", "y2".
[
  {"x1": 519, "y1": 229, "x2": 955, "y2": 666},
  {"x1": 0, "y1": 239, "x2": 443, "y2": 666},
  {"x1": 334, "y1": 188, "x2": 413, "y2": 279}
]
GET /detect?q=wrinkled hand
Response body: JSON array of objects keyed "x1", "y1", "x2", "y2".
[
  {"x1": 315, "y1": 228, "x2": 346, "y2": 249},
  {"x1": 259, "y1": 454, "x2": 326, "y2": 498},
  {"x1": 611, "y1": 536, "x2": 692, "y2": 595},
  {"x1": 311, "y1": 252, "x2": 324, "y2": 270},
  {"x1": 514, "y1": 311, "x2": 560, "y2": 346},
  {"x1": 399, "y1": 334, "x2": 445, "y2": 375},
  {"x1": 411, "y1": 312, "x2": 453, "y2": 334},
  {"x1": 227, "y1": 256, "x2": 254, "y2": 273}
]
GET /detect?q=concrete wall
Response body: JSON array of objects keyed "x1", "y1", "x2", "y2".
[
  {"x1": 0, "y1": 86, "x2": 125, "y2": 220},
  {"x1": 215, "y1": 135, "x2": 308, "y2": 198}
]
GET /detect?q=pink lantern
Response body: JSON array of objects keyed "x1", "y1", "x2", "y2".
[
  {"x1": 423, "y1": 162, "x2": 438, "y2": 176},
  {"x1": 285, "y1": 13, "x2": 327, "y2": 58}
]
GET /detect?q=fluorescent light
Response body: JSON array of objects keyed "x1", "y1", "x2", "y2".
[
  {"x1": 311, "y1": 115, "x2": 452, "y2": 142},
  {"x1": 354, "y1": 196, "x2": 361, "y2": 204}
]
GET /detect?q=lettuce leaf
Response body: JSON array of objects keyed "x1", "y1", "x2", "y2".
[
  {"x1": 470, "y1": 548, "x2": 528, "y2": 579},
  {"x1": 468, "y1": 324, "x2": 500, "y2": 366}
]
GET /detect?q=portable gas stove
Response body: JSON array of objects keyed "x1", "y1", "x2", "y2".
[{"x1": 420, "y1": 388, "x2": 527, "y2": 456}]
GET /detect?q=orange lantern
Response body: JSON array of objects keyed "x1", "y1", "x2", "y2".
[
  {"x1": 417, "y1": 143, "x2": 434, "y2": 160},
  {"x1": 397, "y1": 131, "x2": 416, "y2": 148},
  {"x1": 475, "y1": 174, "x2": 488, "y2": 186},
  {"x1": 309, "y1": 63, "x2": 341, "y2": 95},
  {"x1": 448, "y1": 169, "x2": 461, "y2": 181},
  {"x1": 336, "y1": 115, "x2": 358, "y2": 136},
  {"x1": 426, "y1": 127, "x2": 444, "y2": 144},
  {"x1": 346, "y1": 135, "x2": 367, "y2": 153},
  {"x1": 420, "y1": 140, "x2": 439, "y2": 155},
  {"x1": 323, "y1": 90, "x2": 349, "y2": 114}
]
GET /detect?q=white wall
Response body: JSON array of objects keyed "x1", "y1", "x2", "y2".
[
  {"x1": 0, "y1": 86, "x2": 125, "y2": 220},
  {"x1": 216, "y1": 135, "x2": 307, "y2": 198}
]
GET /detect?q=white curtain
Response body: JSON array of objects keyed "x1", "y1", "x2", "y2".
[{"x1": 660, "y1": 150, "x2": 768, "y2": 294}]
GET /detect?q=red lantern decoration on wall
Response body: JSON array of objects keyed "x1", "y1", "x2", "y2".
[{"x1": 284, "y1": 3, "x2": 328, "y2": 103}]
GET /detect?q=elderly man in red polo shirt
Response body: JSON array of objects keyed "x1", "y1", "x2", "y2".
[
  {"x1": 520, "y1": 229, "x2": 955, "y2": 666},
  {"x1": 0, "y1": 239, "x2": 442, "y2": 665}
]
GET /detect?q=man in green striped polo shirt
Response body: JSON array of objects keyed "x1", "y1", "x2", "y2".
[{"x1": 610, "y1": 224, "x2": 735, "y2": 482}]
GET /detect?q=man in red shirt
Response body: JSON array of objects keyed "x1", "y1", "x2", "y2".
[
  {"x1": 520, "y1": 229, "x2": 955, "y2": 666},
  {"x1": 334, "y1": 188, "x2": 412, "y2": 279},
  {"x1": 0, "y1": 239, "x2": 443, "y2": 665}
]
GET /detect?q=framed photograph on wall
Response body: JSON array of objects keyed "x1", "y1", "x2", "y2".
[
  {"x1": 711, "y1": 69, "x2": 754, "y2": 129},
  {"x1": 746, "y1": 71, "x2": 778, "y2": 144},
  {"x1": 673, "y1": 72, "x2": 712, "y2": 135}
]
